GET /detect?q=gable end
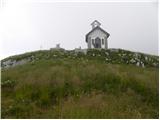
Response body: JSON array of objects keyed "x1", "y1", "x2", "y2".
[{"x1": 85, "y1": 26, "x2": 110, "y2": 42}]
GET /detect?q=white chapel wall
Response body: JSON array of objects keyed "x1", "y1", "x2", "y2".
[{"x1": 88, "y1": 29, "x2": 107, "y2": 48}]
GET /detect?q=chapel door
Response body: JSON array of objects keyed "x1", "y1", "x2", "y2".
[{"x1": 95, "y1": 37, "x2": 101, "y2": 48}]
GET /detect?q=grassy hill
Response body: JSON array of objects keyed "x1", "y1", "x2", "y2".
[{"x1": 1, "y1": 49, "x2": 159, "y2": 118}]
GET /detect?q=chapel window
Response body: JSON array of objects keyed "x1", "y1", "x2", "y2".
[
  {"x1": 92, "y1": 39, "x2": 94, "y2": 44},
  {"x1": 102, "y1": 39, "x2": 104, "y2": 44}
]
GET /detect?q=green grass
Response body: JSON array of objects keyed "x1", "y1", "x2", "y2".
[{"x1": 1, "y1": 52, "x2": 159, "y2": 118}]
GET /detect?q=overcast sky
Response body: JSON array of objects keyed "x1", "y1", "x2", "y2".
[{"x1": 0, "y1": 0, "x2": 158, "y2": 59}]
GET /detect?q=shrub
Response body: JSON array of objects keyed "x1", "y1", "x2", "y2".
[
  {"x1": 2, "y1": 79, "x2": 16, "y2": 88},
  {"x1": 8, "y1": 102, "x2": 33, "y2": 118},
  {"x1": 93, "y1": 73, "x2": 122, "y2": 94}
]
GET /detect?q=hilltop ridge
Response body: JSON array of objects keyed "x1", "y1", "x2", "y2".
[{"x1": 1, "y1": 48, "x2": 159, "y2": 69}]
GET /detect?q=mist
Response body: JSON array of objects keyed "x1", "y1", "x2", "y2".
[{"x1": 0, "y1": 0, "x2": 158, "y2": 59}]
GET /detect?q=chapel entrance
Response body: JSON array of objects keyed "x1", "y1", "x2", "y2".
[{"x1": 95, "y1": 37, "x2": 101, "y2": 48}]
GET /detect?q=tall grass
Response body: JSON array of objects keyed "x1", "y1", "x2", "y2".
[{"x1": 1, "y1": 59, "x2": 159, "y2": 118}]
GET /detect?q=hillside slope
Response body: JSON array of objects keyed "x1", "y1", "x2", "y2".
[
  {"x1": 1, "y1": 49, "x2": 159, "y2": 118},
  {"x1": 1, "y1": 49, "x2": 159, "y2": 69}
]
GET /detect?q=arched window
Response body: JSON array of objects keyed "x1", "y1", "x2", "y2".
[
  {"x1": 102, "y1": 39, "x2": 104, "y2": 44},
  {"x1": 92, "y1": 39, "x2": 94, "y2": 44}
]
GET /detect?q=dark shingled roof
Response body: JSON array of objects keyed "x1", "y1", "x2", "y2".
[{"x1": 85, "y1": 26, "x2": 110, "y2": 42}]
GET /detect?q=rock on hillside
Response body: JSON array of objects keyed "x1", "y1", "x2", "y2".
[{"x1": 1, "y1": 49, "x2": 159, "y2": 69}]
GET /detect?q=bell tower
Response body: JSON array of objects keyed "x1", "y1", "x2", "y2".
[{"x1": 91, "y1": 20, "x2": 101, "y2": 29}]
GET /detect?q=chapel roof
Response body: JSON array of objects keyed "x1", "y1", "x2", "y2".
[{"x1": 85, "y1": 26, "x2": 110, "y2": 42}]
